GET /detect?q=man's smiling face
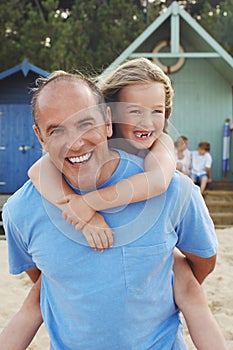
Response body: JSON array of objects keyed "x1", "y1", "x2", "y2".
[{"x1": 33, "y1": 80, "x2": 113, "y2": 190}]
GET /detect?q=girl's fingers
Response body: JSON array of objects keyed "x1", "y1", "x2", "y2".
[
  {"x1": 82, "y1": 226, "x2": 115, "y2": 252},
  {"x1": 104, "y1": 229, "x2": 114, "y2": 248},
  {"x1": 62, "y1": 212, "x2": 68, "y2": 221},
  {"x1": 91, "y1": 232, "x2": 105, "y2": 252},
  {"x1": 74, "y1": 222, "x2": 84, "y2": 230},
  {"x1": 84, "y1": 231, "x2": 97, "y2": 251}
]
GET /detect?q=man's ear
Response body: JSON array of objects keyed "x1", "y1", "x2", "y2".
[
  {"x1": 33, "y1": 124, "x2": 46, "y2": 151},
  {"x1": 106, "y1": 106, "x2": 113, "y2": 138}
]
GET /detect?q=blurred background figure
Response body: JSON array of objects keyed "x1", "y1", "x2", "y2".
[
  {"x1": 180, "y1": 136, "x2": 191, "y2": 175},
  {"x1": 174, "y1": 136, "x2": 191, "y2": 176},
  {"x1": 190, "y1": 142, "x2": 212, "y2": 194}
]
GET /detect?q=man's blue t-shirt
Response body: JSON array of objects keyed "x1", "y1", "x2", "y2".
[{"x1": 3, "y1": 150, "x2": 217, "y2": 350}]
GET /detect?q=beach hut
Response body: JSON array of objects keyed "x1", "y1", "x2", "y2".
[
  {"x1": 101, "y1": 1, "x2": 233, "y2": 181},
  {"x1": 0, "y1": 59, "x2": 49, "y2": 193}
]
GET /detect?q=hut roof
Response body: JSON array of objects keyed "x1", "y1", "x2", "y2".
[
  {"x1": 0, "y1": 58, "x2": 49, "y2": 80},
  {"x1": 100, "y1": 1, "x2": 233, "y2": 84}
]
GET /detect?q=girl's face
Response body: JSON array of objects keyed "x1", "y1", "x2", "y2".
[{"x1": 115, "y1": 82, "x2": 166, "y2": 150}]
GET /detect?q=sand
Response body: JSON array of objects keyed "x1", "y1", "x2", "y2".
[{"x1": 0, "y1": 228, "x2": 232, "y2": 349}]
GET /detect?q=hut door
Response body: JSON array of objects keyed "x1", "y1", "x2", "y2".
[{"x1": 0, "y1": 104, "x2": 42, "y2": 193}]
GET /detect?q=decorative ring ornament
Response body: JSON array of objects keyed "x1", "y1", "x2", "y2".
[{"x1": 152, "y1": 40, "x2": 185, "y2": 74}]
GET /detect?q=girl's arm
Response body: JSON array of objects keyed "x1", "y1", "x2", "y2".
[
  {"x1": 30, "y1": 133, "x2": 175, "y2": 212},
  {"x1": 29, "y1": 133, "x2": 175, "y2": 248},
  {"x1": 173, "y1": 249, "x2": 229, "y2": 350},
  {"x1": 28, "y1": 155, "x2": 96, "y2": 225},
  {"x1": 61, "y1": 133, "x2": 175, "y2": 249},
  {"x1": 83, "y1": 132, "x2": 175, "y2": 210},
  {"x1": 28, "y1": 156, "x2": 114, "y2": 251},
  {"x1": 0, "y1": 278, "x2": 43, "y2": 350}
]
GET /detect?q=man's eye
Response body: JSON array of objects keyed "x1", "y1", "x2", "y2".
[
  {"x1": 50, "y1": 128, "x2": 63, "y2": 135},
  {"x1": 129, "y1": 109, "x2": 141, "y2": 115},
  {"x1": 80, "y1": 122, "x2": 93, "y2": 128}
]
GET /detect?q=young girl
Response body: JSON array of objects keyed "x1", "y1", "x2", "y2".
[{"x1": 0, "y1": 58, "x2": 228, "y2": 349}]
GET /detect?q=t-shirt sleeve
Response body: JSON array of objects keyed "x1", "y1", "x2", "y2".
[
  {"x1": 2, "y1": 204, "x2": 36, "y2": 275},
  {"x1": 175, "y1": 184, "x2": 218, "y2": 257},
  {"x1": 205, "y1": 152, "x2": 212, "y2": 168}
]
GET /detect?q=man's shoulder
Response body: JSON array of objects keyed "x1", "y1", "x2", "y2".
[
  {"x1": 4, "y1": 180, "x2": 39, "y2": 214},
  {"x1": 168, "y1": 172, "x2": 205, "y2": 227},
  {"x1": 169, "y1": 171, "x2": 195, "y2": 199},
  {"x1": 171, "y1": 170, "x2": 192, "y2": 182}
]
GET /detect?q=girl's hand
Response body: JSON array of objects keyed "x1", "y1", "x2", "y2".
[
  {"x1": 57, "y1": 194, "x2": 96, "y2": 230},
  {"x1": 82, "y1": 213, "x2": 114, "y2": 252}
]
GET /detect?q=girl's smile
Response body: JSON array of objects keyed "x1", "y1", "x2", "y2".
[{"x1": 115, "y1": 82, "x2": 166, "y2": 150}]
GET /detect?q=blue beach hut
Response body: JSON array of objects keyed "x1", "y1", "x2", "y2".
[{"x1": 0, "y1": 59, "x2": 49, "y2": 193}]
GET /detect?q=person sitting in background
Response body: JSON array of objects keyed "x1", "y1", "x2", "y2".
[
  {"x1": 180, "y1": 135, "x2": 191, "y2": 175},
  {"x1": 190, "y1": 141, "x2": 212, "y2": 194},
  {"x1": 174, "y1": 136, "x2": 190, "y2": 176}
]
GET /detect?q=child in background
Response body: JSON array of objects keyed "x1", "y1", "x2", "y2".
[
  {"x1": 180, "y1": 135, "x2": 191, "y2": 175},
  {"x1": 174, "y1": 136, "x2": 189, "y2": 175},
  {"x1": 0, "y1": 58, "x2": 228, "y2": 350},
  {"x1": 174, "y1": 136, "x2": 190, "y2": 176},
  {"x1": 191, "y1": 141, "x2": 212, "y2": 194}
]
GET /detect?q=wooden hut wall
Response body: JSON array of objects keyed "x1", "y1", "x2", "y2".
[{"x1": 169, "y1": 59, "x2": 232, "y2": 180}]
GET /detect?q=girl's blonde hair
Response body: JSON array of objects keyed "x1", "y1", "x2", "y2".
[{"x1": 97, "y1": 57, "x2": 174, "y2": 121}]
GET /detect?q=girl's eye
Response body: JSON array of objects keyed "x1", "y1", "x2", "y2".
[{"x1": 152, "y1": 109, "x2": 164, "y2": 115}]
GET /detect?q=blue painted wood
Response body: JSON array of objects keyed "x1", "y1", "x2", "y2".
[
  {"x1": 0, "y1": 58, "x2": 49, "y2": 80},
  {"x1": 0, "y1": 104, "x2": 42, "y2": 193},
  {"x1": 0, "y1": 71, "x2": 40, "y2": 104},
  {"x1": 0, "y1": 60, "x2": 49, "y2": 193}
]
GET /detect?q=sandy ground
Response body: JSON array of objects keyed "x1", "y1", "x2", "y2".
[{"x1": 0, "y1": 227, "x2": 232, "y2": 349}]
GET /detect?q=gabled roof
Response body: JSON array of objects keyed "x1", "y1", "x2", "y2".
[
  {"x1": 100, "y1": 1, "x2": 233, "y2": 83},
  {"x1": 0, "y1": 58, "x2": 49, "y2": 80}
]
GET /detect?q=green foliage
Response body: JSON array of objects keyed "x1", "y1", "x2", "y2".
[
  {"x1": 0, "y1": 0, "x2": 232, "y2": 74},
  {"x1": 197, "y1": 0, "x2": 233, "y2": 55},
  {"x1": 0, "y1": 0, "x2": 29, "y2": 70},
  {"x1": 0, "y1": 0, "x2": 147, "y2": 74},
  {"x1": 48, "y1": 0, "x2": 147, "y2": 75}
]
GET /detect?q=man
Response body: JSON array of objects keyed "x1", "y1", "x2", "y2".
[{"x1": 3, "y1": 72, "x2": 217, "y2": 349}]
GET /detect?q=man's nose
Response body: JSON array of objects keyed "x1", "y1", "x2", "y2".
[{"x1": 66, "y1": 130, "x2": 85, "y2": 149}]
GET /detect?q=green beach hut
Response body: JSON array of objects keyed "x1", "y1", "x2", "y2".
[{"x1": 101, "y1": 1, "x2": 233, "y2": 181}]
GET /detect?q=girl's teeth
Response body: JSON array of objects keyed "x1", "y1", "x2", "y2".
[{"x1": 135, "y1": 132, "x2": 152, "y2": 138}]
